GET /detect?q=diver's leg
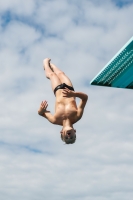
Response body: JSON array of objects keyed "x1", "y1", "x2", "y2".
[
  {"x1": 43, "y1": 59, "x2": 61, "y2": 91},
  {"x1": 50, "y1": 63, "x2": 73, "y2": 87}
]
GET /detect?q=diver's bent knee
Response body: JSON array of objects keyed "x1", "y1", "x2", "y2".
[
  {"x1": 48, "y1": 72, "x2": 56, "y2": 77},
  {"x1": 57, "y1": 71, "x2": 65, "y2": 77}
]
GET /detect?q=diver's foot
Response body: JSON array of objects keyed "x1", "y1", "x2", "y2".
[
  {"x1": 49, "y1": 64, "x2": 54, "y2": 72},
  {"x1": 43, "y1": 58, "x2": 51, "y2": 79},
  {"x1": 44, "y1": 58, "x2": 51, "y2": 63},
  {"x1": 43, "y1": 58, "x2": 51, "y2": 70}
]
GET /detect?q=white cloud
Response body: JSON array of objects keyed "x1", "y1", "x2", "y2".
[{"x1": 0, "y1": 0, "x2": 35, "y2": 16}]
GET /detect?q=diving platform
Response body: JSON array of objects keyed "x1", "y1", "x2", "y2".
[{"x1": 90, "y1": 36, "x2": 133, "y2": 89}]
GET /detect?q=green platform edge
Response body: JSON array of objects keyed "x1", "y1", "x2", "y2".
[{"x1": 90, "y1": 36, "x2": 133, "y2": 89}]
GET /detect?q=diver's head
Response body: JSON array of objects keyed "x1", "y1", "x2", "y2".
[{"x1": 60, "y1": 126, "x2": 76, "y2": 144}]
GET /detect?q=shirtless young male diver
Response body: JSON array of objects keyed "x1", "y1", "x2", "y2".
[{"x1": 38, "y1": 58, "x2": 88, "y2": 144}]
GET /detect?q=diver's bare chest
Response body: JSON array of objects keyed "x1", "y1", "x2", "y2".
[
  {"x1": 55, "y1": 101, "x2": 77, "y2": 119},
  {"x1": 54, "y1": 93, "x2": 78, "y2": 122},
  {"x1": 56, "y1": 105, "x2": 76, "y2": 116}
]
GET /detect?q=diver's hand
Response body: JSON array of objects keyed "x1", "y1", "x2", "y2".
[
  {"x1": 62, "y1": 87, "x2": 75, "y2": 98},
  {"x1": 38, "y1": 100, "x2": 48, "y2": 115}
]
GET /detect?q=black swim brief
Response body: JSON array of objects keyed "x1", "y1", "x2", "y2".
[{"x1": 54, "y1": 83, "x2": 74, "y2": 95}]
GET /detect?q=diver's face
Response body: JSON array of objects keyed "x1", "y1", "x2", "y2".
[{"x1": 62, "y1": 127, "x2": 76, "y2": 140}]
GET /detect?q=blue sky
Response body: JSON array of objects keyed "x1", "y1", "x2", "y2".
[
  {"x1": 112, "y1": 0, "x2": 133, "y2": 7},
  {"x1": 0, "y1": 0, "x2": 133, "y2": 200}
]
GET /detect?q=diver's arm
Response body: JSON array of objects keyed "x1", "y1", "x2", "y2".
[
  {"x1": 62, "y1": 88, "x2": 88, "y2": 101},
  {"x1": 38, "y1": 111, "x2": 56, "y2": 124},
  {"x1": 74, "y1": 92, "x2": 88, "y2": 120},
  {"x1": 38, "y1": 100, "x2": 56, "y2": 124},
  {"x1": 74, "y1": 91, "x2": 88, "y2": 101}
]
